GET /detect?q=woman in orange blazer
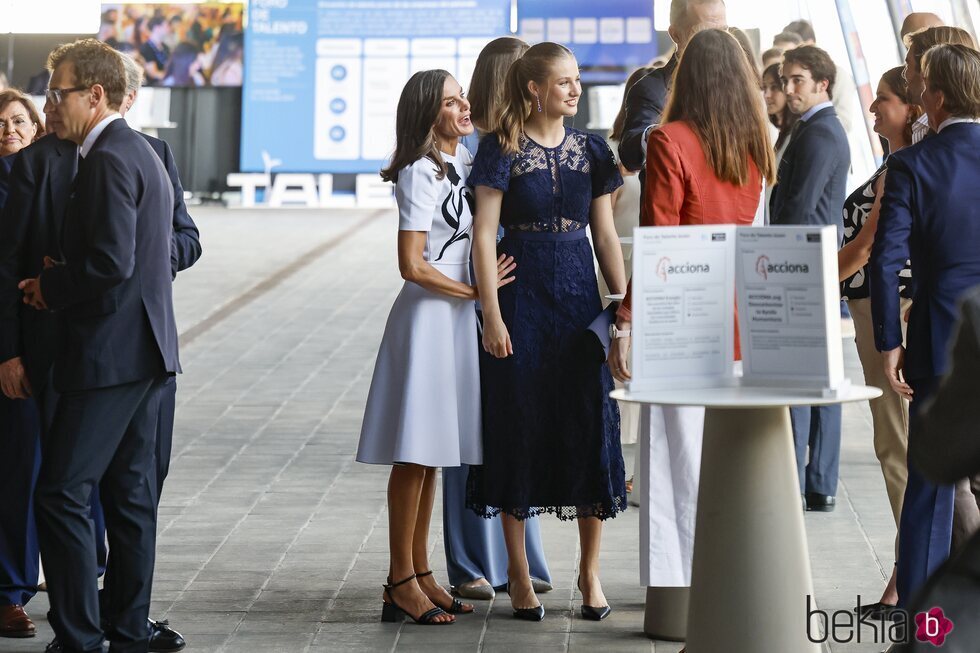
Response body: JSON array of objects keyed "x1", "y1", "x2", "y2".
[{"x1": 607, "y1": 28, "x2": 776, "y2": 592}]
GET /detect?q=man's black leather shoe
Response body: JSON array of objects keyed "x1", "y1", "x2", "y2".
[
  {"x1": 44, "y1": 639, "x2": 62, "y2": 653},
  {"x1": 805, "y1": 494, "x2": 836, "y2": 512},
  {"x1": 856, "y1": 601, "x2": 900, "y2": 621},
  {"x1": 149, "y1": 620, "x2": 185, "y2": 652}
]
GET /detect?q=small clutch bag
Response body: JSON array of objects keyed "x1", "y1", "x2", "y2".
[{"x1": 583, "y1": 303, "x2": 619, "y2": 363}]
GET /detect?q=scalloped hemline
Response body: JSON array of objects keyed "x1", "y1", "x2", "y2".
[{"x1": 465, "y1": 496, "x2": 628, "y2": 522}]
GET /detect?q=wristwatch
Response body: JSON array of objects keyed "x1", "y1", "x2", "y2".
[{"x1": 609, "y1": 324, "x2": 631, "y2": 339}]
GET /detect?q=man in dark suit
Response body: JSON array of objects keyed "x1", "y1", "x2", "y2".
[
  {"x1": 902, "y1": 25, "x2": 980, "y2": 556},
  {"x1": 770, "y1": 45, "x2": 851, "y2": 512},
  {"x1": 18, "y1": 39, "x2": 178, "y2": 653},
  {"x1": 871, "y1": 43, "x2": 980, "y2": 610},
  {"x1": 618, "y1": 0, "x2": 726, "y2": 187}
]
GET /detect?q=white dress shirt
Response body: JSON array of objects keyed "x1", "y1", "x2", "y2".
[
  {"x1": 937, "y1": 116, "x2": 980, "y2": 133},
  {"x1": 79, "y1": 113, "x2": 122, "y2": 159}
]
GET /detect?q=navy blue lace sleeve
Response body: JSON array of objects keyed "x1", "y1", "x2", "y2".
[
  {"x1": 586, "y1": 134, "x2": 624, "y2": 198},
  {"x1": 468, "y1": 133, "x2": 512, "y2": 192}
]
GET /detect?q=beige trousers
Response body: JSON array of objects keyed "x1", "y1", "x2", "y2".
[{"x1": 849, "y1": 297, "x2": 911, "y2": 528}]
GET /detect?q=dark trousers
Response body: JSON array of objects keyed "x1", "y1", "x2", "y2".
[
  {"x1": 155, "y1": 376, "x2": 177, "y2": 500},
  {"x1": 897, "y1": 376, "x2": 955, "y2": 608},
  {"x1": 35, "y1": 376, "x2": 165, "y2": 653},
  {"x1": 0, "y1": 378, "x2": 106, "y2": 608},
  {"x1": 0, "y1": 395, "x2": 41, "y2": 606},
  {"x1": 791, "y1": 404, "x2": 843, "y2": 496}
]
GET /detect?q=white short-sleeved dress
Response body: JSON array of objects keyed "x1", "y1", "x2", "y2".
[{"x1": 356, "y1": 145, "x2": 482, "y2": 467}]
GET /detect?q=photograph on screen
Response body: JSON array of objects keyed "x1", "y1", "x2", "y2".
[{"x1": 98, "y1": 3, "x2": 244, "y2": 87}]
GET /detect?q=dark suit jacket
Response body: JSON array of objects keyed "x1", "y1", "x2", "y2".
[
  {"x1": 0, "y1": 136, "x2": 77, "y2": 387},
  {"x1": 39, "y1": 119, "x2": 180, "y2": 391},
  {"x1": 0, "y1": 131, "x2": 200, "y2": 389},
  {"x1": 870, "y1": 122, "x2": 980, "y2": 380},
  {"x1": 618, "y1": 55, "x2": 678, "y2": 178},
  {"x1": 139, "y1": 133, "x2": 202, "y2": 277},
  {"x1": 769, "y1": 106, "x2": 850, "y2": 235},
  {"x1": 0, "y1": 153, "x2": 15, "y2": 208},
  {"x1": 910, "y1": 286, "x2": 980, "y2": 483}
]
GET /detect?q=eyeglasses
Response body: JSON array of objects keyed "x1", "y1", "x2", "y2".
[{"x1": 44, "y1": 86, "x2": 89, "y2": 106}]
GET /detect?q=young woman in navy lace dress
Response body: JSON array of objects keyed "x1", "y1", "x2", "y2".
[{"x1": 466, "y1": 42, "x2": 627, "y2": 622}]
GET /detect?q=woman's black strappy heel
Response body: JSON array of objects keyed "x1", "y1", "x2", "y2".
[
  {"x1": 381, "y1": 574, "x2": 454, "y2": 625},
  {"x1": 416, "y1": 570, "x2": 474, "y2": 614}
]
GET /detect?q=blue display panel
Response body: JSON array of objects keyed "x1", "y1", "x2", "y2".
[
  {"x1": 241, "y1": 0, "x2": 510, "y2": 174},
  {"x1": 517, "y1": 0, "x2": 657, "y2": 75}
]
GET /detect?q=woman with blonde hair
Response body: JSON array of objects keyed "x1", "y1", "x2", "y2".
[
  {"x1": 442, "y1": 35, "x2": 554, "y2": 603},
  {"x1": 467, "y1": 42, "x2": 627, "y2": 622},
  {"x1": 608, "y1": 27, "x2": 775, "y2": 592}
]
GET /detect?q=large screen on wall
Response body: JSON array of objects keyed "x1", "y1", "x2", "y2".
[
  {"x1": 516, "y1": 0, "x2": 657, "y2": 82},
  {"x1": 99, "y1": 3, "x2": 245, "y2": 87},
  {"x1": 240, "y1": 0, "x2": 511, "y2": 174}
]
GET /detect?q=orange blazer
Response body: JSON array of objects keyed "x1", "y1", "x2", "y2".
[{"x1": 619, "y1": 120, "x2": 762, "y2": 360}]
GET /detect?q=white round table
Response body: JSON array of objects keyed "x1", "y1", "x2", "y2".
[{"x1": 612, "y1": 384, "x2": 881, "y2": 653}]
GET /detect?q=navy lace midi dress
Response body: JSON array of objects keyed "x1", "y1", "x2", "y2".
[{"x1": 465, "y1": 128, "x2": 627, "y2": 521}]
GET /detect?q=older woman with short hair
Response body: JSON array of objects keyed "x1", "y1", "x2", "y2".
[{"x1": 0, "y1": 88, "x2": 43, "y2": 639}]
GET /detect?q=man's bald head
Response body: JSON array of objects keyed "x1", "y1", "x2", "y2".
[
  {"x1": 668, "y1": 0, "x2": 727, "y2": 53},
  {"x1": 901, "y1": 12, "x2": 944, "y2": 38}
]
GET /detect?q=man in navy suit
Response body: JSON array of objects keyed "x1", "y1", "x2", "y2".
[
  {"x1": 871, "y1": 43, "x2": 980, "y2": 609},
  {"x1": 18, "y1": 39, "x2": 178, "y2": 653},
  {"x1": 770, "y1": 45, "x2": 851, "y2": 512},
  {"x1": 903, "y1": 25, "x2": 980, "y2": 560}
]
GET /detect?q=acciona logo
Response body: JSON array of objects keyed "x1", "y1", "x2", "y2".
[
  {"x1": 655, "y1": 256, "x2": 711, "y2": 281},
  {"x1": 755, "y1": 254, "x2": 810, "y2": 280}
]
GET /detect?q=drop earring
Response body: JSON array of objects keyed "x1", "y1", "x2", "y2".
[{"x1": 535, "y1": 95, "x2": 542, "y2": 113}]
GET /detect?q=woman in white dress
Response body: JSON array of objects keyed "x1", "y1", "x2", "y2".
[{"x1": 356, "y1": 69, "x2": 515, "y2": 625}]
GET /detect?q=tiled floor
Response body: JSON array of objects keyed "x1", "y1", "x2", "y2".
[{"x1": 4, "y1": 208, "x2": 906, "y2": 653}]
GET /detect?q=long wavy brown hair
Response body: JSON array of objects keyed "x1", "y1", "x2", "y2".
[
  {"x1": 880, "y1": 66, "x2": 922, "y2": 145},
  {"x1": 662, "y1": 28, "x2": 776, "y2": 185},
  {"x1": 380, "y1": 69, "x2": 450, "y2": 184},
  {"x1": 468, "y1": 37, "x2": 529, "y2": 134},
  {"x1": 497, "y1": 42, "x2": 574, "y2": 155}
]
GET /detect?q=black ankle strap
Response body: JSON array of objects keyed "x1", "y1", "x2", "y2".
[
  {"x1": 415, "y1": 570, "x2": 433, "y2": 579},
  {"x1": 389, "y1": 573, "x2": 417, "y2": 589}
]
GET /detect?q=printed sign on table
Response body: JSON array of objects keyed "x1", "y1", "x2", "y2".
[
  {"x1": 629, "y1": 225, "x2": 736, "y2": 392},
  {"x1": 735, "y1": 226, "x2": 846, "y2": 394}
]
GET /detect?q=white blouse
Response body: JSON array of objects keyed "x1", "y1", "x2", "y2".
[{"x1": 395, "y1": 145, "x2": 474, "y2": 266}]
